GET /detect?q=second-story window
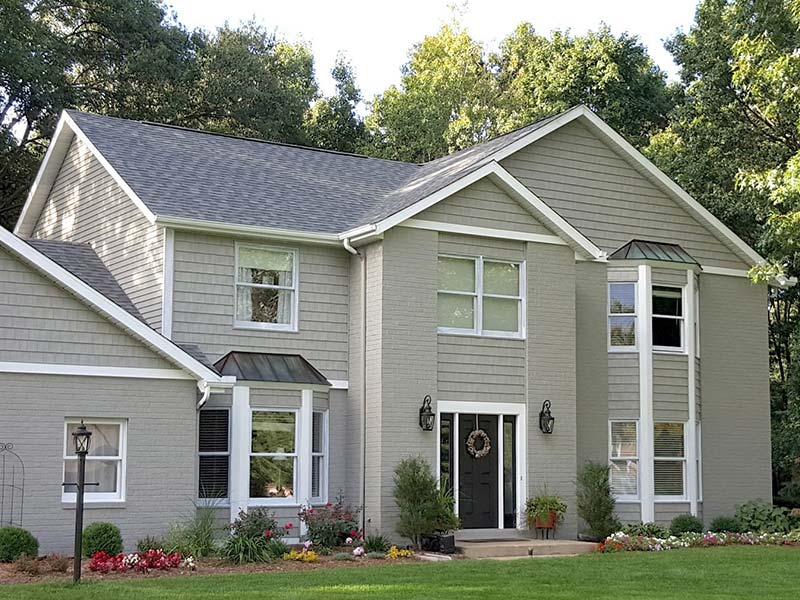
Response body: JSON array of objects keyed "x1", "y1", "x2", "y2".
[
  {"x1": 437, "y1": 255, "x2": 524, "y2": 338},
  {"x1": 652, "y1": 285, "x2": 683, "y2": 351},
  {"x1": 235, "y1": 245, "x2": 298, "y2": 331},
  {"x1": 608, "y1": 282, "x2": 637, "y2": 350}
]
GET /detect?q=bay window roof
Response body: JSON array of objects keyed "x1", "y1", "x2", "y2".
[{"x1": 608, "y1": 239, "x2": 699, "y2": 266}]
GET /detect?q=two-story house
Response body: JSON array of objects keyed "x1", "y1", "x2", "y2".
[{"x1": 0, "y1": 105, "x2": 775, "y2": 552}]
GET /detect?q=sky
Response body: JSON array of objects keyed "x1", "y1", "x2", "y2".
[{"x1": 166, "y1": 0, "x2": 700, "y2": 99}]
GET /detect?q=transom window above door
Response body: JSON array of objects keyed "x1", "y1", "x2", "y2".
[
  {"x1": 235, "y1": 244, "x2": 298, "y2": 331},
  {"x1": 437, "y1": 255, "x2": 525, "y2": 338}
]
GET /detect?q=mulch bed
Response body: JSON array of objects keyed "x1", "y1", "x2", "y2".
[{"x1": 0, "y1": 555, "x2": 420, "y2": 586}]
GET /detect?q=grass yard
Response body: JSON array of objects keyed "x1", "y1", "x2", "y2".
[{"x1": 1, "y1": 546, "x2": 799, "y2": 600}]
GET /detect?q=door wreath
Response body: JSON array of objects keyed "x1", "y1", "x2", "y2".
[{"x1": 466, "y1": 429, "x2": 492, "y2": 459}]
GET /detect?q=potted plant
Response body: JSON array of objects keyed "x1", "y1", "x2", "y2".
[
  {"x1": 421, "y1": 482, "x2": 460, "y2": 554},
  {"x1": 526, "y1": 489, "x2": 567, "y2": 535}
]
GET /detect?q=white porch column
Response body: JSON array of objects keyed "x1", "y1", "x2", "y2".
[
  {"x1": 230, "y1": 385, "x2": 251, "y2": 523},
  {"x1": 299, "y1": 389, "x2": 314, "y2": 536},
  {"x1": 686, "y1": 270, "x2": 699, "y2": 516},
  {"x1": 637, "y1": 265, "x2": 655, "y2": 523}
]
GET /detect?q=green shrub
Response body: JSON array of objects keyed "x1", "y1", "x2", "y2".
[
  {"x1": 332, "y1": 552, "x2": 353, "y2": 561},
  {"x1": 263, "y1": 538, "x2": 289, "y2": 560},
  {"x1": 394, "y1": 456, "x2": 460, "y2": 549},
  {"x1": 669, "y1": 514, "x2": 703, "y2": 536},
  {"x1": 136, "y1": 535, "x2": 166, "y2": 552},
  {"x1": 365, "y1": 551, "x2": 385, "y2": 560},
  {"x1": 621, "y1": 522, "x2": 670, "y2": 538},
  {"x1": 735, "y1": 501, "x2": 795, "y2": 533},
  {"x1": 576, "y1": 462, "x2": 619, "y2": 540},
  {"x1": 220, "y1": 536, "x2": 270, "y2": 564},
  {"x1": 82, "y1": 522, "x2": 122, "y2": 557},
  {"x1": 0, "y1": 527, "x2": 38, "y2": 562},
  {"x1": 363, "y1": 534, "x2": 390, "y2": 553},
  {"x1": 298, "y1": 498, "x2": 360, "y2": 549},
  {"x1": 709, "y1": 516, "x2": 741, "y2": 533},
  {"x1": 230, "y1": 508, "x2": 283, "y2": 540},
  {"x1": 163, "y1": 506, "x2": 218, "y2": 557}
]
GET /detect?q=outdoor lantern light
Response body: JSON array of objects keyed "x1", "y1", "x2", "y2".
[
  {"x1": 419, "y1": 395, "x2": 435, "y2": 431},
  {"x1": 72, "y1": 421, "x2": 92, "y2": 455},
  {"x1": 66, "y1": 421, "x2": 97, "y2": 583},
  {"x1": 539, "y1": 400, "x2": 555, "y2": 434}
]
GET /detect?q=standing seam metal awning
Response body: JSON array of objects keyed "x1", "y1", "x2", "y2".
[
  {"x1": 608, "y1": 239, "x2": 700, "y2": 265},
  {"x1": 213, "y1": 351, "x2": 331, "y2": 386}
]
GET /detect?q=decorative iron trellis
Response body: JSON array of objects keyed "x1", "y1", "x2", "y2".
[{"x1": 0, "y1": 442, "x2": 24, "y2": 527}]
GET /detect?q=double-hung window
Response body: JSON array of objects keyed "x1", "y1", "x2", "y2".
[
  {"x1": 250, "y1": 411, "x2": 297, "y2": 501},
  {"x1": 609, "y1": 421, "x2": 638, "y2": 498},
  {"x1": 198, "y1": 409, "x2": 230, "y2": 500},
  {"x1": 652, "y1": 286, "x2": 684, "y2": 350},
  {"x1": 608, "y1": 283, "x2": 636, "y2": 349},
  {"x1": 235, "y1": 245, "x2": 298, "y2": 331},
  {"x1": 437, "y1": 255, "x2": 524, "y2": 337},
  {"x1": 654, "y1": 422, "x2": 686, "y2": 498},
  {"x1": 311, "y1": 411, "x2": 327, "y2": 503},
  {"x1": 63, "y1": 420, "x2": 126, "y2": 503}
]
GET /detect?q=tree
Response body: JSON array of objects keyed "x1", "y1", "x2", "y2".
[{"x1": 304, "y1": 54, "x2": 366, "y2": 153}]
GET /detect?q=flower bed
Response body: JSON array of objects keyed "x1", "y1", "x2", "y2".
[
  {"x1": 88, "y1": 549, "x2": 195, "y2": 573},
  {"x1": 597, "y1": 530, "x2": 800, "y2": 553}
]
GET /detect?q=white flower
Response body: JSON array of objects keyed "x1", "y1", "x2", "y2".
[
  {"x1": 303, "y1": 540, "x2": 314, "y2": 551},
  {"x1": 345, "y1": 537, "x2": 353, "y2": 545},
  {"x1": 353, "y1": 546, "x2": 365, "y2": 557}
]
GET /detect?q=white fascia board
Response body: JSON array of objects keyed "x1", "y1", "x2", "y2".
[
  {"x1": 0, "y1": 362, "x2": 192, "y2": 380},
  {"x1": 156, "y1": 216, "x2": 341, "y2": 247},
  {"x1": 0, "y1": 227, "x2": 225, "y2": 385},
  {"x1": 400, "y1": 218, "x2": 567, "y2": 246}
]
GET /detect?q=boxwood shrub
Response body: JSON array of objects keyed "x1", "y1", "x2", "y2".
[
  {"x1": 0, "y1": 527, "x2": 38, "y2": 562},
  {"x1": 82, "y1": 522, "x2": 123, "y2": 557},
  {"x1": 669, "y1": 513, "x2": 703, "y2": 536}
]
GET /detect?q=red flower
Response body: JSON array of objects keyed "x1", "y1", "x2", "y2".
[
  {"x1": 326, "y1": 502, "x2": 333, "y2": 507},
  {"x1": 264, "y1": 529, "x2": 273, "y2": 538},
  {"x1": 285, "y1": 523, "x2": 294, "y2": 530},
  {"x1": 308, "y1": 508, "x2": 314, "y2": 514}
]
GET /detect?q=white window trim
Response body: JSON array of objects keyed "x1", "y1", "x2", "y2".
[
  {"x1": 437, "y1": 254, "x2": 526, "y2": 339},
  {"x1": 198, "y1": 408, "x2": 231, "y2": 503},
  {"x1": 608, "y1": 282, "x2": 638, "y2": 352},
  {"x1": 609, "y1": 420, "x2": 639, "y2": 502},
  {"x1": 62, "y1": 419, "x2": 127, "y2": 503},
  {"x1": 249, "y1": 408, "x2": 299, "y2": 506},
  {"x1": 234, "y1": 243, "x2": 300, "y2": 333},
  {"x1": 311, "y1": 410, "x2": 328, "y2": 505},
  {"x1": 652, "y1": 285, "x2": 686, "y2": 354},
  {"x1": 653, "y1": 421, "x2": 688, "y2": 502}
]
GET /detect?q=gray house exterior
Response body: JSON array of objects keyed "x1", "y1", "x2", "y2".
[{"x1": 0, "y1": 105, "x2": 774, "y2": 552}]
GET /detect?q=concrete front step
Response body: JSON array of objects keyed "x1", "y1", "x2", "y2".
[{"x1": 457, "y1": 539, "x2": 597, "y2": 559}]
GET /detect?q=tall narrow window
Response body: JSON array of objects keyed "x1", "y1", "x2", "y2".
[
  {"x1": 652, "y1": 286, "x2": 683, "y2": 350},
  {"x1": 608, "y1": 283, "x2": 636, "y2": 349},
  {"x1": 235, "y1": 245, "x2": 297, "y2": 331},
  {"x1": 437, "y1": 255, "x2": 524, "y2": 337},
  {"x1": 198, "y1": 409, "x2": 230, "y2": 500},
  {"x1": 439, "y1": 413, "x2": 454, "y2": 495},
  {"x1": 654, "y1": 422, "x2": 686, "y2": 497},
  {"x1": 250, "y1": 411, "x2": 297, "y2": 500},
  {"x1": 609, "y1": 421, "x2": 638, "y2": 498},
  {"x1": 311, "y1": 411, "x2": 327, "y2": 503},
  {"x1": 503, "y1": 415, "x2": 517, "y2": 528},
  {"x1": 63, "y1": 420, "x2": 126, "y2": 503}
]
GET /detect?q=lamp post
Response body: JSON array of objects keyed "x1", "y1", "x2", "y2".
[{"x1": 69, "y1": 422, "x2": 93, "y2": 583}]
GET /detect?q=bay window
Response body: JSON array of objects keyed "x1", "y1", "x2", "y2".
[
  {"x1": 63, "y1": 420, "x2": 126, "y2": 502},
  {"x1": 654, "y1": 422, "x2": 686, "y2": 497},
  {"x1": 235, "y1": 244, "x2": 298, "y2": 331},
  {"x1": 437, "y1": 255, "x2": 524, "y2": 337},
  {"x1": 652, "y1": 286, "x2": 683, "y2": 350},
  {"x1": 250, "y1": 411, "x2": 297, "y2": 500},
  {"x1": 609, "y1": 421, "x2": 638, "y2": 498},
  {"x1": 198, "y1": 409, "x2": 230, "y2": 500},
  {"x1": 608, "y1": 283, "x2": 636, "y2": 349}
]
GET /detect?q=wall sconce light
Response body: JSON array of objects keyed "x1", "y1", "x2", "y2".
[
  {"x1": 419, "y1": 395, "x2": 435, "y2": 431},
  {"x1": 539, "y1": 400, "x2": 555, "y2": 434}
]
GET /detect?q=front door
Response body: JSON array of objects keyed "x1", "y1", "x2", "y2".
[{"x1": 458, "y1": 414, "x2": 499, "y2": 529}]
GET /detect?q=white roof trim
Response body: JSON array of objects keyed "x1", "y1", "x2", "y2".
[
  {"x1": 0, "y1": 226, "x2": 229, "y2": 385},
  {"x1": 14, "y1": 111, "x2": 156, "y2": 238},
  {"x1": 156, "y1": 216, "x2": 341, "y2": 246},
  {"x1": 341, "y1": 161, "x2": 605, "y2": 259},
  {"x1": 490, "y1": 105, "x2": 764, "y2": 267}
]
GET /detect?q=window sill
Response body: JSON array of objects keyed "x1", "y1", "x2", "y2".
[
  {"x1": 248, "y1": 499, "x2": 299, "y2": 508},
  {"x1": 613, "y1": 498, "x2": 640, "y2": 504},
  {"x1": 233, "y1": 322, "x2": 299, "y2": 333},
  {"x1": 62, "y1": 501, "x2": 126, "y2": 510},
  {"x1": 437, "y1": 330, "x2": 525, "y2": 341},
  {"x1": 654, "y1": 497, "x2": 689, "y2": 503},
  {"x1": 197, "y1": 499, "x2": 230, "y2": 508},
  {"x1": 608, "y1": 347, "x2": 638, "y2": 353},
  {"x1": 653, "y1": 348, "x2": 687, "y2": 355}
]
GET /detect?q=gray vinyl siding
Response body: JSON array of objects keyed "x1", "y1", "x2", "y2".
[
  {"x1": 652, "y1": 267, "x2": 689, "y2": 287},
  {"x1": 0, "y1": 248, "x2": 172, "y2": 369},
  {"x1": 31, "y1": 137, "x2": 164, "y2": 329},
  {"x1": 171, "y1": 231, "x2": 350, "y2": 380},
  {"x1": 576, "y1": 261, "x2": 608, "y2": 467},
  {"x1": 501, "y1": 120, "x2": 750, "y2": 270},
  {"x1": 609, "y1": 354, "x2": 639, "y2": 419},
  {"x1": 345, "y1": 250, "x2": 366, "y2": 509},
  {"x1": 653, "y1": 354, "x2": 689, "y2": 422},
  {"x1": 416, "y1": 177, "x2": 553, "y2": 236},
  {"x1": 699, "y1": 274, "x2": 771, "y2": 520},
  {"x1": 0, "y1": 373, "x2": 197, "y2": 554},
  {"x1": 655, "y1": 503, "x2": 691, "y2": 525},
  {"x1": 615, "y1": 503, "x2": 641, "y2": 523}
]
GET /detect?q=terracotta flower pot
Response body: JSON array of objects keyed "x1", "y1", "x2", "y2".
[{"x1": 534, "y1": 511, "x2": 556, "y2": 529}]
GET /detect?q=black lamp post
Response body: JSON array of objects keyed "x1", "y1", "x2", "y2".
[
  {"x1": 419, "y1": 395, "x2": 435, "y2": 431},
  {"x1": 539, "y1": 400, "x2": 555, "y2": 434},
  {"x1": 68, "y1": 422, "x2": 93, "y2": 583}
]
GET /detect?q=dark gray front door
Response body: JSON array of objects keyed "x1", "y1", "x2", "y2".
[{"x1": 458, "y1": 414, "x2": 498, "y2": 529}]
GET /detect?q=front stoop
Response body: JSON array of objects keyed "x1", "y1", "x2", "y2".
[{"x1": 457, "y1": 539, "x2": 597, "y2": 559}]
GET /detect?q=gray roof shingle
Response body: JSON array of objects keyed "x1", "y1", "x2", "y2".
[
  {"x1": 29, "y1": 239, "x2": 145, "y2": 319},
  {"x1": 65, "y1": 109, "x2": 562, "y2": 235}
]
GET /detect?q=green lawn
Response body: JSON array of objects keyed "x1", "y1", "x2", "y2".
[{"x1": 2, "y1": 546, "x2": 799, "y2": 600}]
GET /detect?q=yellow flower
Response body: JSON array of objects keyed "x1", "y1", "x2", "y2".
[
  {"x1": 386, "y1": 545, "x2": 414, "y2": 559},
  {"x1": 282, "y1": 549, "x2": 319, "y2": 563}
]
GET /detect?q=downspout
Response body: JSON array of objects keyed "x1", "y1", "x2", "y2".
[
  {"x1": 343, "y1": 236, "x2": 368, "y2": 529},
  {"x1": 196, "y1": 381, "x2": 211, "y2": 410}
]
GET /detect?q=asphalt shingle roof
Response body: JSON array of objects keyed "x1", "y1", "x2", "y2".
[{"x1": 66, "y1": 110, "x2": 560, "y2": 235}]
